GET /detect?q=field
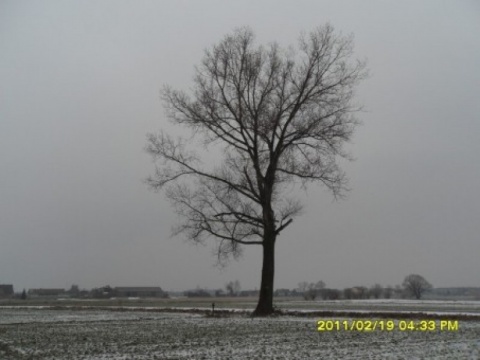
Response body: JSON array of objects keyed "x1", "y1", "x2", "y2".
[{"x1": 1, "y1": 299, "x2": 480, "y2": 359}]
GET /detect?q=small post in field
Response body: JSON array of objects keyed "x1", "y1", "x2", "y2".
[{"x1": 211, "y1": 302, "x2": 215, "y2": 317}]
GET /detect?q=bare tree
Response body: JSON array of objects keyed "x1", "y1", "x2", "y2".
[
  {"x1": 356, "y1": 286, "x2": 368, "y2": 299},
  {"x1": 323, "y1": 288, "x2": 340, "y2": 300},
  {"x1": 343, "y1": 287, "x2": 354, "y2": 300},
  {"x1": 298, "y1": 280, "x2": 325, "y2": 300},
  {"x1": 344, "y1": 286, "x2": 368, "y2": 299},
  {"x1": 68, "y1": 284, "x2": 80, "y2": 298},
  {"x1": 383, "y1": 286, "x2": 393, "y2": 299},
  {"x1": 308, "y1": 280, "x2": 326, "y2": 300},
  {"x1": 146, "y1": 24, "x2": 367, "y2": 315},
  {"x1": 394, "y1": 284, "x2": 406, "y2": 299},
  {"x1": 298, "y1": 282, "x2": 310, "y2": 297},
  {"x1": 215, "y1": 289, "x2": 225, "y2": 297},
  {"x1": 369, "y1": 284, "x2": 383, "y2": 299},
  {"x1": 402, "y1": 274, "x2": 432, "y2": 300},
  {"x1": 226, "y1": 280, "x2": 241, "y2": 296}
]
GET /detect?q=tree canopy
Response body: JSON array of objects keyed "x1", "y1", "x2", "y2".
[
  {"x1": 146, "y1": 24, "x2": 367, "y2": 315},
  {"x1": 403, "y1": 274, "x2": 432, "y2": 299}
]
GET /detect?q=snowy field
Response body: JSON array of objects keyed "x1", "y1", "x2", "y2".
[{"x1": 1, "y1": 305, "x2": 480, "y2": 359}]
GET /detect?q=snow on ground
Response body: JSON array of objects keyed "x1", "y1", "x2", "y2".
[
  {"x1": 1, "y1": 307, "x2": 480, "y2": 359},
  {"x1": 2, "y1": 304, "x2": 480, "y2": 319}
]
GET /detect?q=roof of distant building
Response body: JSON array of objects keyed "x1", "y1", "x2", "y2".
[{"x1": 114, "y1": 287, "x2": 163, "y2": 292}]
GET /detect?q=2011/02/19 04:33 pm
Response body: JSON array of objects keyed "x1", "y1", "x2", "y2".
[{"x1": 317, "y1": 319, "x2": 459, "y2": 332}]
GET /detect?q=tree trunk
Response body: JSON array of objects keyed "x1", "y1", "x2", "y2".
[{"x1": 253, "y1": 235, "x2": 276, "y2": 316}]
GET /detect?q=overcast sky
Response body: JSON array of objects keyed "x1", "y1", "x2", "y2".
[{"x1": 1, "y1": 1, "x2": 479, "y2": 293}]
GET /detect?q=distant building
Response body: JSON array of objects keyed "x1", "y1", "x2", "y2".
[
  {"x1": 239, "y1": 290, "x2": 259, "y2": 297},
  {"x1": 114, "y1": 287, "x2": 166, "y2": 298},
  {"x1": 0, "y1": 285, "x2": 14, "y2": 298},
  {"x1": 274, "y1": 288, "x2": 292, "y2": 297},
  {"x1": 429, "y1": 287, "x2": 480, "y2": 300},
  {"x1": 28, "y1": 288, "x2": 66, "y2": 298},
  {"x1": 90, "y1": 286, "x2": 114, "y2": 299},
  {"x1": 184, "y1": 288, "x2": 211, "y2": 298}
]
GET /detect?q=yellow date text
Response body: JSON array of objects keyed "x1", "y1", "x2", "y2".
[{"x1": 316, "y1": 319, "x2": 459, "y2": 332}]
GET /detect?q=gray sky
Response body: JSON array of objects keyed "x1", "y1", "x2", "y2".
[{"x1": 1, "y1": 0, "x2": 479, "y2": 293}]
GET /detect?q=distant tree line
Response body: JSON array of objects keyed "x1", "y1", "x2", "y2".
[
  {"x1": 183, "y1": 274, "x2": 432, "y2": 300},
  {"x1": 295, "y1": 274, "x2": 432, "y2": 300},
  {"x1": 11, "y1": 274, "x2": 433, "y2": 301}
]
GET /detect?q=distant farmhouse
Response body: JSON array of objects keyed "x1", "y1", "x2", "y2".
[
  {"x1": 0, "y1": 284, "x2": 14, "y2": 298},
  {"x1": 430, "y1": 287, "x2": 480, "y2": 300},
  {"x1": 28, "y1": 288, "x2": 66, "y2": 298},
  {"x1": 114, "y1": 287, "x2": 167, "y2": 298},
  {"x1": 239, "y1": 290, "x2": 259, "y2": 297}
]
